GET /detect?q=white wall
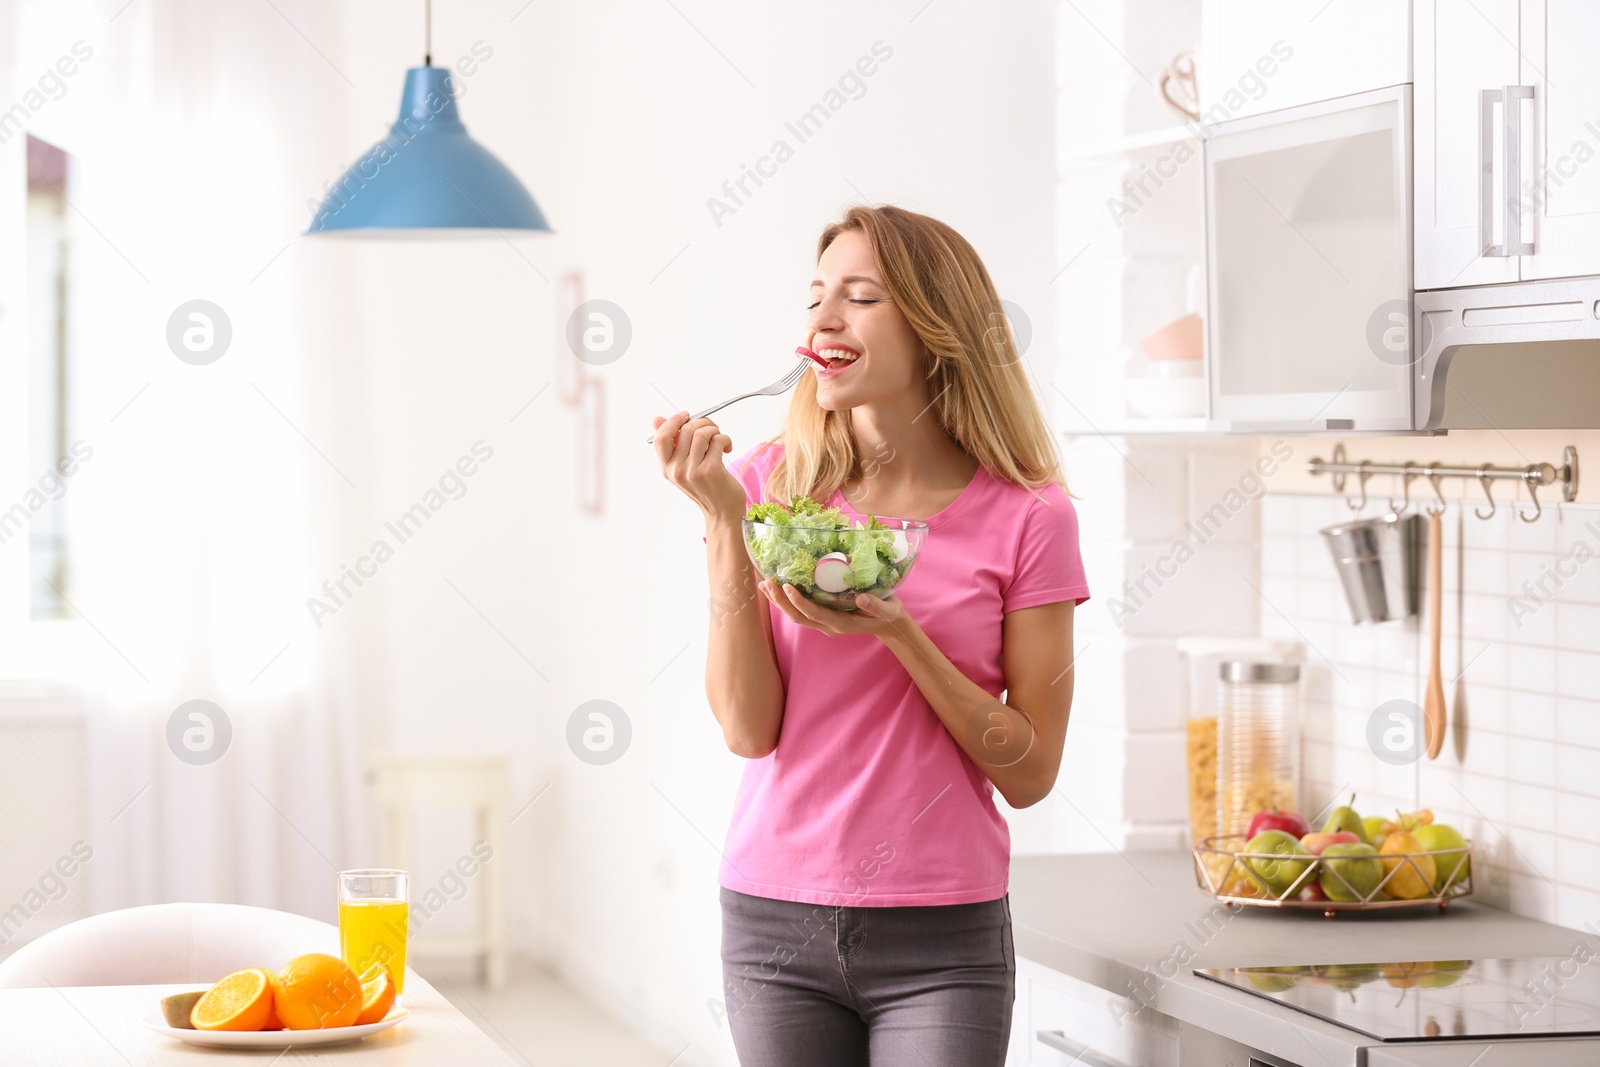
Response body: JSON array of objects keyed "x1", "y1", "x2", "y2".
[{"x1": 318, "y1": 2, "x2": 1058, "y2": 1061}]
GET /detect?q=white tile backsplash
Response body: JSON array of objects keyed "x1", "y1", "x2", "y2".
[
  {"x1": 1508, "y1": 692, "x2": 1557, "y2": 740},
  {"x1": 1507, "y1": 737, "x2": 1556, "y2": 785},
  {"x1": 1556, "y1": 791, "x2": 1600, "y2": 839},
  {"x1": 1263, "y1": 493, "x2": 1600, "y2": 931},
  {"x1": 1557, "y1": 745, "x2": 1600, "y2": 797},
  {"x1": 1557, "y1": 697, "x2": 1600, "y2": 747},
  {"x1": 1557, "y1": 649, "x2": 1600, "y2": 697}
]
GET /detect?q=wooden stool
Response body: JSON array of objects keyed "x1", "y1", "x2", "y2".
[{"x1": 370, "y1": 754, "x2": 509, "y2": 988}]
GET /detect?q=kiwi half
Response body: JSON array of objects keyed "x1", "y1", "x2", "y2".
[{"x1": 159, "y1": 989, "x2": 206, "y2": 1029}]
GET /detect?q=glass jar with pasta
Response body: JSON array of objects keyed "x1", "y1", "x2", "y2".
[{"x1": 1216, "y1": 660, "x2": 1302, "y2": 836}]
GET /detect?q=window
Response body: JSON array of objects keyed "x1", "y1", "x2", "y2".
[{"x1": 23, "y1": 134, "x2": 74, "y2": 619}]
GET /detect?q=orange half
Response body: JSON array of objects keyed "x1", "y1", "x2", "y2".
[
  {"x1": 354, "y1": 963, "x2": 396, "y2": 1025},
  {"x1": 190, "y1": 968, "x2": 274, "y2": 1031}
]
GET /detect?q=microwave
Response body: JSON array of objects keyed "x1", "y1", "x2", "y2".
[{"x1": 1203, "y1": 84, "x2": 1416, "y2": 433}]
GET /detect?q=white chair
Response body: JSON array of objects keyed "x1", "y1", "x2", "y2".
[{"x1": 0, "y1": 903, "x2": 338, "y2": 988}]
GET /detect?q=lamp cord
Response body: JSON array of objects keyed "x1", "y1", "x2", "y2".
[{"x1": 424, "y1": 0, "x2": 432, "y2": 65}]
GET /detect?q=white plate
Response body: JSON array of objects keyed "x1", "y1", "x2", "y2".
[{"x1": 141, "y1": 1009, "x2": 407, "y2": 1048}]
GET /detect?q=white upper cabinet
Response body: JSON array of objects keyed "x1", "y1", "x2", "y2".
[
  {"x1": 1200, "y1": 1, "x2": 1410, "y2": 122},
  {"x1": 1205, "y1": 87, "x2": 1415, "y2": 432},
  {"x1": 1519, "y1": 0, "x2": 1600, "y2": 281},
  {"x1": 1417, "y1": 0, "x2": 1600, "y2": 287},
  {"x1": 1415, "y1": 0, "x2": 1522, "y2": 288}
]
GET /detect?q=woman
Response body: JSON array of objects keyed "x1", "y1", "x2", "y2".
[{"x1": 652, "y1": 205, "x2": 1089, "y2": 1067}]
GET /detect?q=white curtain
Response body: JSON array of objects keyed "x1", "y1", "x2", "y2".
[{"x1": 12, "y1": 0, "x2": 371, "y2": 922}]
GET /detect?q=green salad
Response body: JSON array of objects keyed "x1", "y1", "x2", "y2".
[{"x1": 743, "y1": 496, "x2": 914, "y2": 598}]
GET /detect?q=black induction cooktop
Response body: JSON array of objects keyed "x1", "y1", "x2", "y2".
[{"x1": 1197, "y1": 956, "x2": 1600, "y2": 1042}]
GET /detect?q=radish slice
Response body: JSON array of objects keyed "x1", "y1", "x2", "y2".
[
  {"x1": 888, "y1": 530, "x2": 909, "y2": 563},
  {"x1": 795, "y1": 346, "x2": 828, "y2": 368},
  {"x1": 813, "y1": 551, "x2": 851, "y2": 593}
]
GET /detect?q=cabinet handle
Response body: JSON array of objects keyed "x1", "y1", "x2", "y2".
[
  {"x1": 1035, "y1": 1030, "x2": 1133, "y2": 1067},
  {"x1": 1479, "y1": 88, "x2": 1507, "y2": 257},
  {"x1": 1502, "y1": 84, "x2": 1535, "y2": 256}
]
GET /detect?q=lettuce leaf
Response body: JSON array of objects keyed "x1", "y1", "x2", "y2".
[{"x1": 842, "y1": 542, "x2": 884, "y2": 590}]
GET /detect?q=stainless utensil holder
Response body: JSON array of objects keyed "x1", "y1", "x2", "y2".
[{"x1": 1319, "y1": 512, "x2": 1423, "y2": 624}]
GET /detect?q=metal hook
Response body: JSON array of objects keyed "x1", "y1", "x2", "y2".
[
  {"x1": 1519, "y1": 467, "x2": 1544, "y2": 523},
  {"x1": 1347, "y1": 462, "x2": 1371, "y2": 514},
  {"x1": 1387, "y1": 461, "x2": 1418, "y2": 515},
  {"x1": 1474, "y1": 466, "x2": 1497, "y2": 520},
  {"x1": 1425, "y1": 471, "x2": 1448, "y2": 516}
]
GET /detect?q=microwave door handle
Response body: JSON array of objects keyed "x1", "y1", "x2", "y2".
[
  {"x1": 1504, "y1": 84, "x2": 1535, "y2": 255},
  {"x1": 1480, "y1": 88, "x2": 1507, "y2": 257}
]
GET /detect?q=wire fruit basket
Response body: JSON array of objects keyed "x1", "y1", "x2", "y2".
[{"x1": 1193, "y1": 835, "x2": 1473, "y2": 918}]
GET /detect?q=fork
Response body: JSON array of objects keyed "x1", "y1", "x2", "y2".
[{"x1": 645, "y1": 357, "x2": 815, "y2": 444}]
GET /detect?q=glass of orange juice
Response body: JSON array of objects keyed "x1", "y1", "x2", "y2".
[{"x1": 338, "y1": 869, "x2": 410, "y2": 1001}]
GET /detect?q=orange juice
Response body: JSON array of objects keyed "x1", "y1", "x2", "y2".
[{"x1": 339, "y1": 898, "x2": 409, "y2": 994}]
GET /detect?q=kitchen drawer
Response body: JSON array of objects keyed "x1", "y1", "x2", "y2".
[
  {"x1": 1177, "y1": 1020, "x2": 1306, "y2": 1067},
  {"x1": 1015, "y1": 957, "x2": 1177, "y2": 1067}
]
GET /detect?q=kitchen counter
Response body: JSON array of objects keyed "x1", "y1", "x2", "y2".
[{"x1": 1010, "y1": 851, "x2": 1600, "y2": 1066}]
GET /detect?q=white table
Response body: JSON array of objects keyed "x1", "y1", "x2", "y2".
[{"x1": 0, "y1": 973, "x2": 521, "y2": 1065}]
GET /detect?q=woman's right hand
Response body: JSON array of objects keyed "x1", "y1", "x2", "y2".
[{"x1": 653, "y1": 412, "x2": 746, "y2": 524}]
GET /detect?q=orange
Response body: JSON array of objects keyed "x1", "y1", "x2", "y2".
[
  {"x1": 354, "y1": 962, "x2": 396, "y2": 1025},
  {"x1": 262, "y1": 989, "x2": 285, "y2": 1032},
  {"x1": 269, "y1": 953, "x2": 363, "y2": 1029},
  {"x1": 190, "y1": 968, "x2": 274, "y2": 1031}
]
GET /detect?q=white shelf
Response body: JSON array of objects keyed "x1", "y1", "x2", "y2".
[{"x1": 1057, "y1": 123, "x2": 1203, "y2": 166}]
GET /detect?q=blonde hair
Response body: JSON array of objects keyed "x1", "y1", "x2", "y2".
[{"x1": 760, "y1": 205, "x2": 1071, "y2": 507}]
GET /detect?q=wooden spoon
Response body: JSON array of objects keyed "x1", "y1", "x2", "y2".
[{"x1": 1424, "y1": 508, "x2": 1446, "y2": 759}]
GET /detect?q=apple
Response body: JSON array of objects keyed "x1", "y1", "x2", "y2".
[
  {"x1": 1418, "y1": 960, "x2": 1470, "y2": 988},
  {"x1": 1319, "y1": 841, "x2": 1383, "y2": 901},
  {"x1": 1246, "y1": 972, "x2": 1299, "y2": 993},
  {"x1": 1300, "y1": 831, "x2": 1360, "y2": 855},
  {"x1": 1418, "y1": 971, "x2": 1465, "y2": 988},
  {"x1": 1411, "y1": 823, "x2": 1469, "y2": 891},
  {"x1": 1321, "y1": 963, "x2": 1379, "y2": 992},
  {"x1": 1246, "y1": 809, "x2": 1311, "y2": 839},
  {"x1": 1361, "y1": 815, "x2": 1388, "y2": 843},
  {"x1": 1241, "y1": 830, "x2": 1313, "y2": 898}
]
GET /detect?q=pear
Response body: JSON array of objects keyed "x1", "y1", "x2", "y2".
[
  {"x1": 1381, "y1": 961, "x2": 1433, "y2": 989},
  {"x1": 1321, "y1": 793, "x2": 1370, "y2": 844},
  {"x1": 1378, "y1": 831, "x2": 1438, "y2": 900}
]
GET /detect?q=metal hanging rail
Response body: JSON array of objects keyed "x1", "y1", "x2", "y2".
[{"x1": 1306, "y1": 444, "x2": 1579, "y2": 522}]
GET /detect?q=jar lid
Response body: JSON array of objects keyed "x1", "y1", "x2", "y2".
[{"x1": 1220, "y1": 660, "x2": 1299, "y2": 683}]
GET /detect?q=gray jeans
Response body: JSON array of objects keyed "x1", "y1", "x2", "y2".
[{"x1": 718, "y1": 887, "x2": 1015, "y2": 1066}]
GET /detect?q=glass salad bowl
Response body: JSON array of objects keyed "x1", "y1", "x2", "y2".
[{"x1": 742, "y1": 497, "x2": 928, "y2": 611}]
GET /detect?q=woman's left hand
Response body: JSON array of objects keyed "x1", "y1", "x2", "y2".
[{"x1": 760, "y1": 579, "x2": 911, "y2": 640}]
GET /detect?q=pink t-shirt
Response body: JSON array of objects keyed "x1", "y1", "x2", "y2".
[{"x1": 715, "y1": 439, "x2": 1091, "y2": 907}]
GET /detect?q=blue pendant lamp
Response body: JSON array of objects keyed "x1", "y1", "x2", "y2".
[{"x1": 305, "y1": 0, "x2": 549, "y2": 237}]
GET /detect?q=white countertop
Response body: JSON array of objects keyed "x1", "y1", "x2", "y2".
[{"x1": 1010, "y1": 851, "x2": 1600, "y2": 1067}]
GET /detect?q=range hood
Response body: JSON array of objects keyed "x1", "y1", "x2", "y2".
[{"x1": 1414, "y1": 277, "x2": 1600, "y2": 430}]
